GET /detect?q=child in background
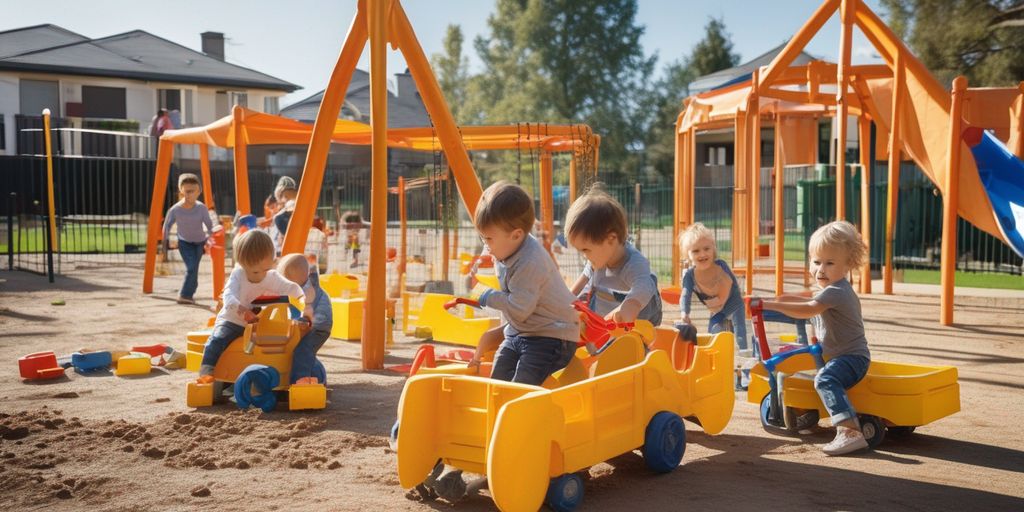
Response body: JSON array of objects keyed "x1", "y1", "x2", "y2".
[
  {"x1": 760, "y1": 221, "x2": 871, "y2": 456},
  {"x1": 278, "y1": 253, "x2": 332, "y2": 385},
  {"x1": 343, "y1": 211, "x2": 365, "y2": 268},
  {"x1": 163, "y1": 173, "x2": 214, "y2": 305},
  {"x1": 678, "y1": 223, "x2": 749, "y2": 352},
  {"x1": 565, "y1": 189, "x2": 662, "y2": 326},
  {"x1": 466, "y1": 181, "x2": 580, "y2": 385},
  {"x1": 196, "y1": 230, "x2": 313, "y2": 383}
]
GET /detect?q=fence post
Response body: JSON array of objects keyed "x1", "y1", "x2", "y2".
[
  {"x1": 43, "y1": 209, "x2": 54, "y2": 283},
  {"x1": 7, "y1": 193, "x2": 13, "y2": 270}
]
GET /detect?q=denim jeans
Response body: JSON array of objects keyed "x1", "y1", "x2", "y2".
[
  {"x1": 291, "y1": 327, "x2": 331, "y2": 381},
  {"x1": 178, "y1": 239, "x2": 205, "y2": 299},
  {"x1": 814, "y1": 354, "x2": 870, "y2": 424},
  {"x1": 200, "y1": 321, "x2": 247, "y2": 374},
  {"x1": 709, "y1": 292, "x2": 749, "y2": 352},
  {"x1": 491, "y1": 336, "x2": 576, "y2": 386}
]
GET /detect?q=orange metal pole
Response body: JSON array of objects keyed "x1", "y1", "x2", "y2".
[
  {"x1": 672, "y1": 119, "x2": 684, "y2": 286},
  {"x1": 199, "y1": 144, "x2": 214, "y2": 211},
  {"x1": 391, "y1": 3, "x2": 482, "y2": 217},
  {"x1": 569, "y1": 151, "x2": 578, "y2": 205},
  {"x1": 398, "y1": 176, "x2": 407, "y2": 278},
  {"x1": 774, "y1": 113, "x2": 784, "y2": 295},
  {"x1": 858, "y1": 116, "x2": 872, "y2": 293},
  {"x1": 143, "y1": 138, "x2": 175, "y2": 294},
  {"x1": 362, "y1": 0, "x2": 387, "y2": 370},
  {"x1": 42, "y1": 110, "x2": 58, "y2": 254},
  {"x1": 884, "y1": 52, "x2": 905, "y2": 295},
  {"x1": 687, "y1": 128, "x2": 696, "y2": 226},
  {"x1": 757, "y1": 0, "x2": 841, "y2": 93},
  {"x1": 940, "y1": 76, "x2": 967, "y2": 326},
  {"x1": 749, "y1": 74, "x2": 762, "y2": 296},
  {"x1": 835, "y1": 0, "x2": 855, "y2": 222},
  {"x1": 231, "y1": 106, "x2": 251, "y2": 216},
  {"x1": 733, "y1": 114, "x2": 745, "y2": 270},
  {"x1": 540, "y1": 151, "x2": 554, "y2": 257},
  {"x1": 282, "y1": 7, "x2": 368, "y2": 255}
]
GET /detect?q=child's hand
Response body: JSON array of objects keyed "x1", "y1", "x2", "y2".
[
  {"x1": 466, "y1": 357, "x2": 481, "y2": 372},
  {"x1": 604, "y1": 307, "x2": 625, "y2": 324},
  {"x1": 682, "y1": 315, "x2": 692, "y2": 325},
  {"x1": 242, "y1": 309, "x2": 259, "y2": 324}
]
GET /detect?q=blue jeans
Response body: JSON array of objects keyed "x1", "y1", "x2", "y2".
[
  {"x1": 200, "y1": 321, "x2": 246, "y2": 374},
  {"x1": 491, "y1": 336, "x2": 575, "y2": 386},
  {"x1": 178, "y1": 239, "x2": 204, "y2": 299},
  {"x1": 814, "y1": 354, "x2": 870, "y2": 424},
  {"x1": 709, "y1": 292, "x2": 749, "y2": 352},
  {"x1": 291, "y1": 327, "x2": 330, "y2": 381}
]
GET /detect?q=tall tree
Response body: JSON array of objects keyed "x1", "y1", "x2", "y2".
[
  {"x1": 881, "y1": 0, "x2": 1024, "y2": 86},
  {"x1": 690, "y1": 17, "x2": 741, "y2": 76},
  {"x1": 430, "y1": 24, "x2": 470, "y2": 123}
]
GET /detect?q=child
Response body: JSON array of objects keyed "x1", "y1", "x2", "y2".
[
  {"x1": 466, "y1": 181, "x2": 580, "y2": 385},
  {"x1": 278, "y1": 253, "x2": 332, "y2": 385},
  {"x1": 162, "y1": 173, "x2": 214, "y2": 305},
  {"x1": 565, "y1": 189, "x2": 662, "y2": 326},
  {"x1": 678, "y1": 223, "x2": 748, "y2": 352},
  {"x1": 760, "y1": 220, "x2": 871, "y2": 456},
  {"x1": 273, "y1": 186, "x2": 298, "y2": 238},
  {"x1": 196, "y1": 230, "x2": 313, "y2": 383},
  {"x1": 342, "y1": 211, "x2": 365, "y2": 268}
]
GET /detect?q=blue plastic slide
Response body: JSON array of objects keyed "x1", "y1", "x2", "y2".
[{"x1": 963, "y1": 126, "x2": 1024, "y2": 258}]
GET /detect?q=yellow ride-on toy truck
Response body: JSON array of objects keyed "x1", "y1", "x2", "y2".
[
  {"x1": 185, "y1": 296, "x2": 327, "y2": 412},
  {"x1": 392, "y1": 301, "x2": 735, "y2": 512}
]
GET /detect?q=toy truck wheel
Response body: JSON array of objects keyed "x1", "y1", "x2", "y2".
[
  {"x1": 759, "y1": 395, "x2": 789, "y2": 434},
  {"x1": 642, "y1": 411, "x2": 686, "y2": 473},
  {"x1": 784, "y1": 407, "x2": 820, "y2": 432},
  {"x1": 545, "y1": 473, "x2": 584, "y2": 512},
  {"x1": 887, "y1": 426, "x2": 916, "y2": 439},
  {"x1": 235, "y1": 364, "x2": 280, "y2": 413},
  {"x1": 858, "y1": 415, "x2": 886, "y2": 448}
]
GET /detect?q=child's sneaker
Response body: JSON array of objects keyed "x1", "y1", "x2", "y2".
[
  {"x1": 196, "y1": 375, "x2": 215, "y2": 385},
  {"x1": 822, "y1": 426, "x2": 869, "y2": 456}
]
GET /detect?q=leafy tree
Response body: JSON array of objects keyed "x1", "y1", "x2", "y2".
[
  {"x1": 430, "y1": 24, "x2": 471, "y2": 123},
  {"x1": 881, "y1": 0, "x2": 1024, "y2": 86},
  {"x1": 690, "y1": 17, "x2": 740, "y2": 76}
]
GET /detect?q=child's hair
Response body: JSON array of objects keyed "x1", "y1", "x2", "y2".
[
  {"x1": 474, "y1": 181, "x2": 534, "y2": 234},
  {"x1": 678, "y1": 222, "x2": 717, "y2": 255},
  {"x1": 809, "y1": 220, "x2": 866, "y2": 269},
  {"x1": 277, "y1": 252, "x2": 309, "y2": 282},
  {"x1": 233, "y1": 229, "x2": 275, "y2": 268},
  {"x1": 274, "y1": 176, "x2": 297, "y2": 201},
  {"x1": 564, "y1": 188, "x2": 627, "y2": 244},
  {"x1": 279, "y1": 187, "x2": 298, "y2": 202},
  {"x1": 178, "y1": 173, "x2": 201, "y2": 189}
]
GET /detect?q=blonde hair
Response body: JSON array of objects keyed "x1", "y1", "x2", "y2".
[
  {"x1": 232, "y1": 229, "x2": 275, "y2": 268},
  {"x1": 474, "y1": 181, "x2": 535, "y2": 234},
  {"x1": 678, "y1": 222, "x2": 717, "y2": 257},
  {"x1": 809, "y1": 221, "x2": 866, "y2": 269},
  {"x1": 564, "y1": 187, "x2": 627, "y2": 245},
  {"x1": 277, "y1": 253, "x2": 309, "y2": 283}
]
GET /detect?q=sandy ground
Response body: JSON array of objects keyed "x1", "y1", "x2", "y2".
[{"x1": 1, "y1": 264, "x2": 1023, "y2": 511}]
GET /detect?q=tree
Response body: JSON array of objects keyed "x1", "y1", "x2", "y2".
[
  {"x1": 690, "y1": 17, "x2": 740, "y2": 76},
  {"x1": 881, "y1": 0, "x2": 1024, "y2": 87},
  {"x1": 430, "y1": 24, "x2": 471, "y2": 123}
]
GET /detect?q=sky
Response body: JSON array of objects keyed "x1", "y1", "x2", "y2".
[{"x1": 0, "y1": 0, "x2": 887, "y2": 107}]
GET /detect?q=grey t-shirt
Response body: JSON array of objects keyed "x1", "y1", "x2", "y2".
[
  {"x1": 812, "y1": 278, "x2": 870, "y2": 360},
  {"x1": 580, "y1": 244, "x2": 662, "y2": 325},
  {"x1": 163, "y1": 201, "x2": 213, "y2": 244}
]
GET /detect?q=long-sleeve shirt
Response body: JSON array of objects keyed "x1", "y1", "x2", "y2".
[
  {"x1": 478, "y1": 235, "x2": 579, "y2": 342},
  {"x1": 681, "y1": 259, "x2": 742, "y2": 316},
  {"x1": 217, "y1": 266, "x2": 306, "y2": 327},
  {"x1": 163, "y1": 201, "x2": 213, "y2": 244}
]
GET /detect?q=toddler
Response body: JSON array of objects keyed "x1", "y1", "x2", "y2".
[{"x1": 162, "y1": 173, "x2": 214, "y2": 305}]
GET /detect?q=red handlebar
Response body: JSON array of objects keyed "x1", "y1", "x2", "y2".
[
  {"x1": 573, "y1": 301, "x2": 634, "y2": 350},
  {"x1": 443, "y1": 297, "x2": 481, "y2": 310}
]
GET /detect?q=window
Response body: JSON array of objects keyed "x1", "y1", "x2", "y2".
[
  {"x1": 264, "y1": 96, "x2": 279, "y2": 115},
  {"x1": 183, "y1": 89, "x2": 194, "y2": 126},
  {"x1": 19, "y1": 79, "x2": 59, "y2": 116},
  {"x1": 158, "y1": 89, "x2": 181, "y2": 111},
  {"x1": 82, "y1": 85, "x2": 126, "y2": 119},
  {"x1": 0, "y1": 114, "x2": 5, "y2": 150},
  {"x1": 215, "y1": 91, "x2": 229, "y2": 118},
  {"x1": 228, "y1": 91, "x2": 248, "y2": 109}
]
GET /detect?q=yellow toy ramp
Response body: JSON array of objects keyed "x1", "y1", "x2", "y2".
[
  {"x1": 488, "y1": 394, "x2": 565, "y2": 512},
  {"x1": 682, "y1": 331, "x2": 735, "y2": 435},
  {"x1": 396, "y1": 375, "x2": 444, "y2": 488}
]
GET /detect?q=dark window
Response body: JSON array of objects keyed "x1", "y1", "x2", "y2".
[
  {"x1": 159, "y1": 89, "x2": 181, "y2": 111},
  {"x1": 19, "y1": 79, "x2": 59, "y2": 115},
  {"x1": 82, "y1": 86, "x2": 126, "y2": 119}
]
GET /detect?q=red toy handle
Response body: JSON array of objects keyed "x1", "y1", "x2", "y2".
[
  {"x1": 572, "y1": 301, "x2": 635, "y2": 350},
  {"x1": 746, "y1": 296, "x2": 775, "y2": 360},
  {"x1": 443, "y1": 297, "x2": 481, "y2": 310}
]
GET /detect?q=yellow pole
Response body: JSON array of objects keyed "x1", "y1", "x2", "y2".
[
  {"x1": 540, "y1": 150, "x2": 554, "y2": 257},
  {"x1": 858, "y1": 116, "x2": 872, "y2": 294},
  {"x1": 282, "y1": 6, "x2": 367, "y2": 255},
  {"x1": 362, "y1": 0, "x2": 387, "y2": 370},
  {"x1": 773, "y1": 113, "x2": 784, "y2": 295},
  {"x1": 884, "y1": 52, "x2": 905, "y2": 295},
  {"x1": 940, "y1": 76, "x2": 967, "y2": 326},
  {"x1": 143, "y1": 138, "x2": 175, "y2": 293},
  {"x1": 42, "y1": 109, "x2": 58, "y2": 253},
  {"x1": 231, "y1": 106, "x2": 251, "y2": 216}
]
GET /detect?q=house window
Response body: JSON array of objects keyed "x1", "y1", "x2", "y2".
[
  {"x1": 264, "y1": 96, "x2": 279, "y2": 115},
  {"x1": 183, "y1": 89, "x2": 194, "y2": 126},
  {"x1": 19, "y1": 79, "x2": 59, "y2": 116},
  {"x1": 229, "y1": 91, "x2": 248, "y2": 109},
  {"x1": 159, "y1": 89, "x2": 181, "y2": 111},
  {"x1": 82, "y1": 85, "x2": 126, "y2": 119},
  {"x1": 0, "y1": 115, "x2": 5, "y2": 151},
  {"x1": 215, "y1": 91, "x2": 229, "y2": 118}
]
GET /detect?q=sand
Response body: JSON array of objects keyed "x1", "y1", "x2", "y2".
[{"x1": 1, "y1": 265, "x2": 1022, "y2": 511}]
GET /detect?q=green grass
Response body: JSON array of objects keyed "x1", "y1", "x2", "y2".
[
  {"x1": 901, "y1": 269, "x2": 1024, "y2": 290},
  {"x1": 1, "y1": 226, "x2": 146, "y2": 253}
]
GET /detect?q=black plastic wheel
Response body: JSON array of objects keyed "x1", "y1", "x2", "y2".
[
  {"x1": 858, "y1": 414, "x2": 886, "y2": 448},
  {"x1": 642, "y1": 411, "x2": 686, "y2": 473},
  {"x1": 759, "y1": 395, "x2": 789, "y2": 434}
]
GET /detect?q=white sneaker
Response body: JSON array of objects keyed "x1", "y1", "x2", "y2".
[{"x1": 823, "y1": 427, "x2": 869, "y2": 456}]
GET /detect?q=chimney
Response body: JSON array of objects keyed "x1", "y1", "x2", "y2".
[
  {"x1": 201, "y1": 31, "x2": 225, "y2": 61},
  {"x1": 395, "y1": 68, "x2": 419, "y2": 104}
]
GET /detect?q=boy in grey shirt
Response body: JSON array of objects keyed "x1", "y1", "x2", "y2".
[
  {"x1": 162, "y1": 173, "x2": 214, "y2": 304},
  {"x1": 466, "y1": 182, "x2": 579, "y2": 386},
  {"x1": 761, "y1": 221, "x2": 872, "y2": 456}
]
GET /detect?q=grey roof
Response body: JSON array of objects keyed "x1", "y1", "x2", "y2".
[
  {"x1": 688, "y1": 42, "x2": 818, "y2": 95},
  {"x1": 281, "y1": 69, "x2": 430, "y2": 128},
  {"x1": 0, "y1": 24, "x2": 299, "y2": 92}
]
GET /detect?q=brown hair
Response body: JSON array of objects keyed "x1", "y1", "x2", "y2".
[
  {"x1": 809, "y1": 220, "x2": 866, "y2": 269},
  {"x1": 473, "y1": 181, "x2": 535, "y2": 234},
  {"x1": 178, "y1": 173, "x2": 201, "y2": 189},
  {"x1": 232, "y1": 229, "x2": 275, "y2": 268},
  {"x1": 564, "y1": 188, "x2": 627, "y2": 245}
]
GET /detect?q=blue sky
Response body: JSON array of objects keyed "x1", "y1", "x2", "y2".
[{"x1": 0, "y1": 0, "x2": 886, "y2": 106}]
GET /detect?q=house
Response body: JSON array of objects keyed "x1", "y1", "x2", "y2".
[{"x1": 0, "y1": 24, "x2": 299, "y2": 155}]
